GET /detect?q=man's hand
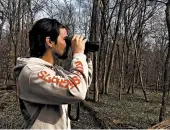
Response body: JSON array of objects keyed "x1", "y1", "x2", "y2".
[
  {"x1": 85, "y1": 52, "x2": 93, "y2": 63},
  {"x1": 71, "y1": 35, "x2": 86, "y2": 54}
]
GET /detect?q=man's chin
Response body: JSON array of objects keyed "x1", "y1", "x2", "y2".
[
  {"x1": 52, "y1": 49, "x2": 68, "y2": 60},
  {"x1": 59, "y1": 46, "x2": 70, "y2": 60},
  {"x1": 53, "y1": 45, "x2": 69, "y2": 60},
  {"x1": 58, "y1": 54, "x2": 68, "y2": 59}
]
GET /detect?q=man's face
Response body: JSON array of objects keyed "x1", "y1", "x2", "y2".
[{"x1": 52, "y1": 28, "x2": 68, "y2": 56}]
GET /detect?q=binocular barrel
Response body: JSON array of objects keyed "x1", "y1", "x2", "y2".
[{"x1": 64, "y1": 36, "x2": 99, "y2": 53}]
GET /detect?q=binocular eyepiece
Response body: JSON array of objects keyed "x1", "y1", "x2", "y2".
[{"x1": 64, "y1": 36, "x2": 99, "y2": 53}]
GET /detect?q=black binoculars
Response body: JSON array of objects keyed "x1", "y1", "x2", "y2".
[{"x1": 64, "y1": 36, "x2": 99, "y2": 53}]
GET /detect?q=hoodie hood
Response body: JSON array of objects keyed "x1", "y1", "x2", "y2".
[{"x1": 13, "y1": 57, "x2": 53, "y2": 80}]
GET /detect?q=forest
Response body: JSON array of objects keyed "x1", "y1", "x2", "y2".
[{"x1": 0, "y1": 0, "x2": 170, "y2": 129}]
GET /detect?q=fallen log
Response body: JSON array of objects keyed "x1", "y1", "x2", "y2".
[{"x1": 149, "y1": 118, "x2": 170, "y2": 129}]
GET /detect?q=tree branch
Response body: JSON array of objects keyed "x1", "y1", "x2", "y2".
[{"x1": 156, "y1": 0, "x2": 166, "y2": 5}]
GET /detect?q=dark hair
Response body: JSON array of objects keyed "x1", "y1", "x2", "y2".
[{"x1": 29, "y1": 18, "x2": 65, "y2": 57}]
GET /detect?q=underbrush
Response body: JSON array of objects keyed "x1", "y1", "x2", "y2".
[
  {"x1": 0, "y1": 90, "x2": 24, "y2": 129},
  {"x1": 86, "y1": 89, "x2": 170, "y2": 129}
]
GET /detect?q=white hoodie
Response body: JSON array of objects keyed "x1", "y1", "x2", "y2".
[{"x1": 13, "y1": 53, "x2": 93, "y2": 129}]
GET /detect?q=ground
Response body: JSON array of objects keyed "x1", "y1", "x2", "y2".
[
  {"x1": 0, "y1": 86, "x2": 170, "y2": 129},
  {"x1": 84, "y1": 89, "x2": 170, "y2": 129}
]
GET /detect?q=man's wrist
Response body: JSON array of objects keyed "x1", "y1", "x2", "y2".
[
  {"x1": 73, "y1": 50, "x2": 84, "y2": 54},
  {"x1": 73, "y1": 53, "x2": 86, "y2": 60}
]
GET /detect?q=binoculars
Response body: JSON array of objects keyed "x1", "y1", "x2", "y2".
[
  {"x1": 59, "y1": 36, "x2": 99, "y2": 59},
  {"x1": 64, "y1": 36, "x2": 99, "y2": 53}
]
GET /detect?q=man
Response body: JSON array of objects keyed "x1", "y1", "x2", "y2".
[{"x1": 13, "y1": 18, "x2": 93, "y2": 129}]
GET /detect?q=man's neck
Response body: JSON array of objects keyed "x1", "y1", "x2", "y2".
[{"x1": 42, "y1": 50, "x2": 54, "y2": 65}]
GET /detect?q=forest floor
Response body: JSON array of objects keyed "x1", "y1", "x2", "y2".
[
  {"x1": 0, "y1": 84, "x2": 170, "y2": 129},
  {"x1": 82, "y1": 88, "x2": 170, "y2": 129}
]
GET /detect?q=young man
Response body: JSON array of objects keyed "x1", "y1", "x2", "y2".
[{"x1": 13, "y1": 18, "x2": 93, "y2": 129}]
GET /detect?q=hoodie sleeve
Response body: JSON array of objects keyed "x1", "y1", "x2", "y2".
[{"x1": 18, "y1": 53, "x2": 93, "y2": 105}]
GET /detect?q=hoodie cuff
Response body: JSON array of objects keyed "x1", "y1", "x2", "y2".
[{"x1": 73, "y1": 53, "x2": 86, "y2": 61}]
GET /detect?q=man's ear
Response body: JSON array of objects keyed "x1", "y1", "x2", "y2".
[{"x1": 45, "y1": 37, "x2": 53, "y2": 47}]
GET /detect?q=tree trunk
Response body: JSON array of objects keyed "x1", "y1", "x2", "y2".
[
  {"x1": 89, "y1": 0, "x2": 100, "y2": 102},
  {"x1": 134, "y1": 36, "x2": 148, "y2": 102},
  {"x1": 93, "y1": 53, "x2": 99, "y2": 102},
  {"x1": 0, "y1": 11, "x2": 5, "y2": 40},
  {"x1": 105, "y1": 0, "x2": 124, "y2": 94},
  {"x1": 159, "y1": 0, "x2": 170, "y2": 122},
  {"x1": 156, "y1": 74, "x2": 160, "y2": 92},
  {"x1": 102, "y1": 39, "x2": 110, "y2": 94}
]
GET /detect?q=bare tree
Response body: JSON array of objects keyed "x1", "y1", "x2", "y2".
[
  {"x1": 159, "y1": 0, "x2": 170, "y2": 122},
  {"x1": 105, "y1": 0, "x2": 124, "y2": 94},
  {"x1": 89, "y1": 0, "x2": 100, "y2": 102}
]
